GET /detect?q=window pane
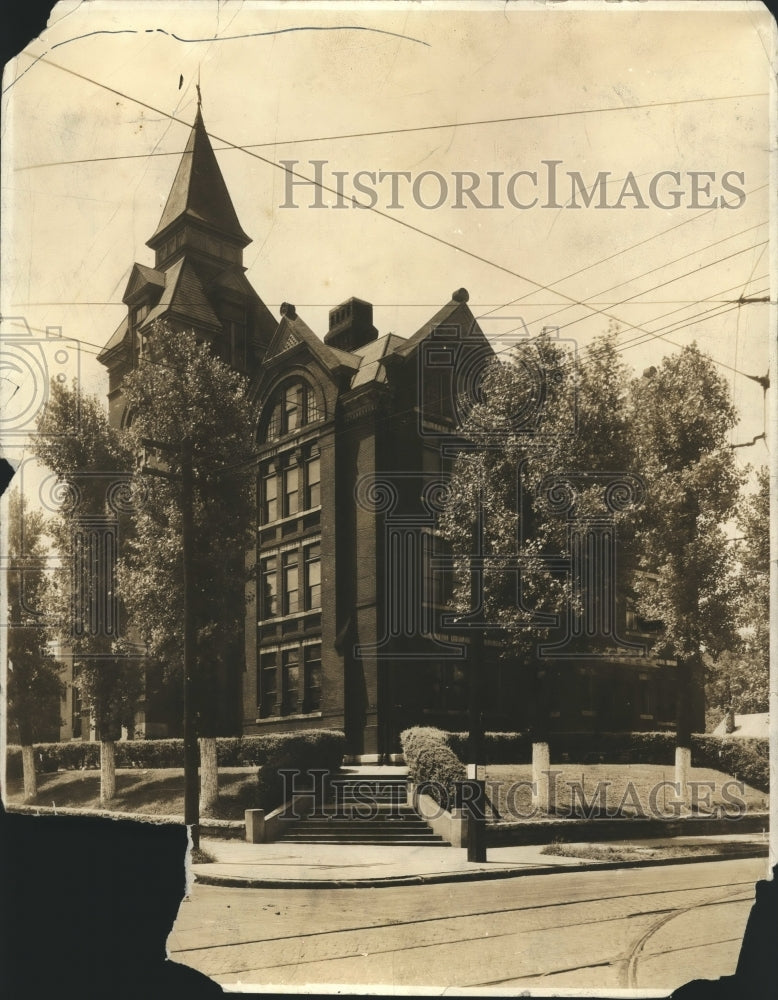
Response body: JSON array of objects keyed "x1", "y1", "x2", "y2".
[
  {"x1": 261, "y1": 557, "x2": 277, "y2": 617},
  {"x1": 283, "y1": 648, "x2": 300, "y2": 714},
  {"x1": 265, "y1": 401, "x2": 282, "y2": 442},
  {"x1": 304, "y1": 644, "x2": 322, "y2": 712},
  {"x1": 306, "y1": 454, "x2": 321, "y2": 509},
  {"x1": 284, "y1": 464, "x2": 298, "y2": 516},
  {"x1": 284, "y1": 384, "x2": 300, "y2": 432},
  {"x1": 260, "y1": 652, "x2": 277, "y2": 717},
  {"x1": 306, "y1": 388, "x2": 321, "y2": 424},
  {"x1": 305, "y1": 544, "x2": 321, "y2": 610},
  {"x1": 283, "y1": 552, "x2": 299, "y2": 614},
  {"x1": 261, "y1": 464, "x2": 277, "y2": 523}
]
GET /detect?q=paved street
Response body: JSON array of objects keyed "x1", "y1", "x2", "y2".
[{"x1": 167, "y1": 857, "x2": 764, "y2": 992}]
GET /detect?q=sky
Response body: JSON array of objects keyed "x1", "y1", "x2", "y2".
[{"x1": 1, "y1": 1, "x2": 774, "y2": 493}]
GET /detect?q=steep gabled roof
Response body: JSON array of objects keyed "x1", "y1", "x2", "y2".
[
  {"x1": 140, "y1": 257, "x2": 222, "y2": 332},
  {"x1": 350, "y1": 333, "x2": 406, "y2": 388},
  {"x1": 264, "y1": 307, "x2": 360, "y2": 374},
  {"x1": 122, "y1": 262, "x2": 165, "y2": 304},
  {"x1": 148, "y1": 107, "x2": 250, "y2": 247},
  {"x1": 393, "y1": 295, "x2": 479, "y2": 359},
  {"x1": 98, "y1": 314, "x2": 129, "y2": 360}
]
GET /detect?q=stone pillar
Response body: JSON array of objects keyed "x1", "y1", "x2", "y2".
[
  {"x1": 245, "y1": 809, "x2": 266, "y2": 843},
  {"x1": 531, "y1": 741, "x2": 551, "y2": 813},
  {"x1": 675, "y1": 745, "x2": 692, "y2": 809}
]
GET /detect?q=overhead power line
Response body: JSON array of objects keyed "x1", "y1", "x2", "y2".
[{"x1": 15, "y1": 82, "x2": 769, "y2": 170}]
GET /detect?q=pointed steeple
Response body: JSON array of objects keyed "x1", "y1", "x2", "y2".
[{"x1": 147, "y1": 105, "x2": 250, "y2": 263}]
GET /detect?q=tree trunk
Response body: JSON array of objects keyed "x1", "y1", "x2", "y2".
[
  {"x1": 531, "y1": 741, "x2": 552, "y2": 813},
  {"x1": 199, "y1": 737, "x2": 218, "y2": 815},
  {"x1": 21, "y1": 745, "x2": 37, "y2": 802},
  {"x1": 675, "y1": 655, "x2": 693, "y2": 809},
  {"x1": 100, "y1": 740, "x2": 116, "y2": 803},
  {"x1": 675, "y1": 745, "x2": 691, "y2": 811}
]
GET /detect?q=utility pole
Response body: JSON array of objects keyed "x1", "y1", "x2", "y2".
[
  {"x1": 180, "y1": 438, "x2": 199, "y2": 849},
  {"x1": 465, "y1": 505, "x2": 487, "y2": 863},
  {"x1": 141, "y1": 436, "x2": 199, "y2": 849}
]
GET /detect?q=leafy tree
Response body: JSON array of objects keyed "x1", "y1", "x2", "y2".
[
  {"x1": 5, "y1": 489, "x2": 64, "y2": 800},
  {"x1": 705, "y1": 466, "x2": 769, "y2": 722},
  {"x1": 736, "y1": 464, "x2": 770, "y2": 707},
  {"x1": 33, "y1": 380, "x2": 142, "y2": 802},
  {"x1": 119, "y1": 321, "x2": 256, "y2": 810},
  {"x1": 439, "y1": 331, "x2": 639, "y2": 807},
  {"x1": 628, "y1": 344, "x2": 744, "y2": 787}
]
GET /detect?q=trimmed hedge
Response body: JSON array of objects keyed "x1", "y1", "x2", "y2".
[
  {"x1": 400, "y1": 727, "x2": 466, "y2": 809},
  {"x1": 5, "y1": 731, "x2": 346, "y2": 776},
  {"x1": 692, "y1": 735, "x2": 769, "y2": 794},
  {"x1": 446, "y1": 730, "x2": 678, "y2": 765},
  {"x1": 442, "y1": 730, "x2": 769, "y2": 793},
  {"x1": 254, "y1": 729, "x2": 346, "y2": 810}
]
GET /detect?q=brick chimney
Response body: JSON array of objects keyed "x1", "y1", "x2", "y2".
[{"x1": 324, "y1": 297, "x2": 378, "y2": 352}]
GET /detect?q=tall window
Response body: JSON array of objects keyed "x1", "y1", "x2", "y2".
[
  {"x1": 260, "y1": 556, "x2": 278, "y2": 618},
  {"x1": 259, "y1": 651, "x2": 277, "y2": 717},
  {"x1": 282, "y1": 461, "x2": 299, "y2": 517},
  {"x1": 284, "y1": 384, "x2": 301, "y2": 433},
  {"x1": 282, "y1": 648, "x2": 300, "y2": 714},
  {"x1": 305, "y1": 448, "x2": 321, "y2": 508},
  {"x1": 260, "y1": 451, "x2": 321, "y2": 525},
  {"x1": 304, "y1": 644, "x2": 322, "y2": 712},
  {"x1": 265, "y1": 401, "x2": 282, "y2": 442},
  {"x1": 283, "y1": 551, "x2": 299, "y2": 614},
  {"x1": 262, "y1": 380, "x2": 322, "y2": 442},
  {"x1": 260, "y1": 538, "x2": 320, "y2": 620},
  {"x1": 260, "y1": 461, "x2": 277, "y2": 523},
  {"x1": 305, "y1": 543, "x2": 321, "y2": 610},
  {"x1": 258, "y1": 642, "x2": 323, "y2": 718}
]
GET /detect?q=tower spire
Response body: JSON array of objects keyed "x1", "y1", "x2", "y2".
[{"x1": 146, "y1": 103, "x2": 250, "y2": 260}]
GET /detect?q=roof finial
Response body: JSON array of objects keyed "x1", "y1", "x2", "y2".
[{"x1": 196, "y1": 66, "x2": 202, "y2": 110}]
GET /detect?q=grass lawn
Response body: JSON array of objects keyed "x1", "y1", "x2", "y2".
[
  {"x1": 540, "y1": 841, "x2": 762, "y2": 863},
  {"x1": 6, "y1": 762, "x2": 768, "y2": 824},
  {"x1": 484, "y1": 763, "x2": 768, "y2": 820},
  {"x1": 4, "y1": 767, "x2": 261, "y2": 821}
]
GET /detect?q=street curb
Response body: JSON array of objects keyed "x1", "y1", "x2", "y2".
[
  {"x1": 192, "y1": 845, "x2": 768, "y2": 890},
  {"x1": 6, "y1": 803, "x2": 243, "y2": 836}
]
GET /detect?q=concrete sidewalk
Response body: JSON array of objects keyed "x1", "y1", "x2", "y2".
[{"x1": 191, "y1": 832, "x2": 769, "y2": 889}]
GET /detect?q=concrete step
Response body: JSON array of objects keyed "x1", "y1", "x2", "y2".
[
  {"x1": 330, "y1": 785, "x2": 408, "y2": 792},
  {"x1": 280, "y1": 771, "x2": 448, "y2": 846},
  {"x1": 292, "y1": 821, "x2": 432, "y2": 832},
  {"x1": 333, "y1": 773, "x2": 408, "y2": 781},
  {"x1": 316, "y1": 808, "x2": 419, "y2": 818},
  {"x1": 329, "y1": 779, "x2": 408, "y2": 788},
  {"x1": 329, "y1": 802, "x2": 408, "y2": 810},
  {"x1": 284, "y1": 830, "x2": 451, "y2": 847}
]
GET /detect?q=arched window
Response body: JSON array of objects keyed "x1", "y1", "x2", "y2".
[{"x1": 261, "y1": 379, "x2": 322, "y2": 443}]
